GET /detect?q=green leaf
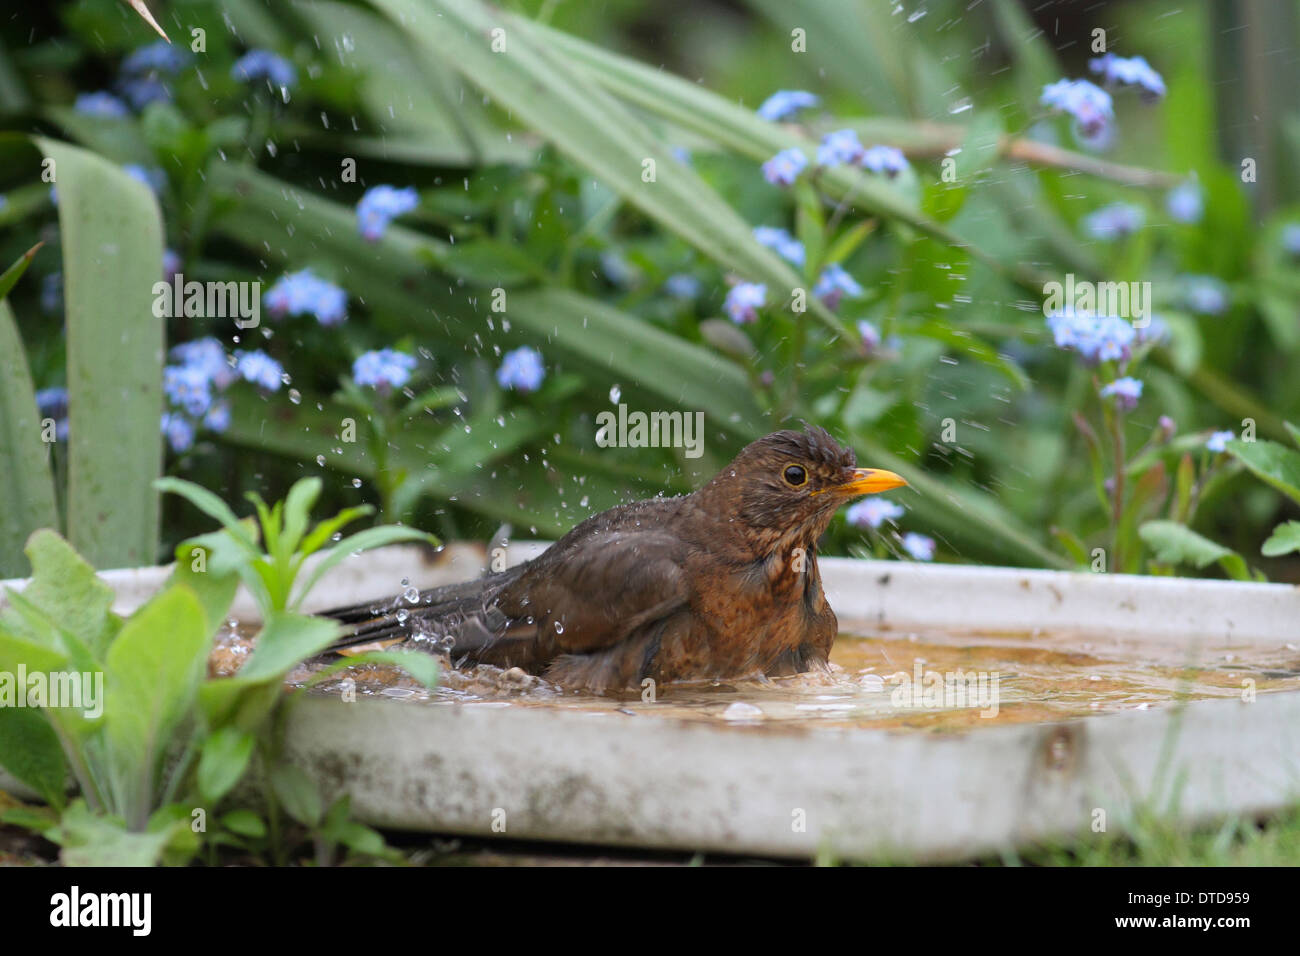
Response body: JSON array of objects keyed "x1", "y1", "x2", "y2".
[
  {"x1": 104, "y1": 585, "x2": 210, "y2": 827},
  {"x1": 0, "y1": 241, "x2": 43, "y2": 302},
  {"x1": 519, "y1": 16, "x2": 982, "y2": 256},
  {"x1": 156, "y1": 477, "x2": 261, "y2": 552},
  {"x1": 280, "y1": 477, "x2": 323, "y2": 558},
  {"x1": 910, "y1": 319, "x2": 1029, "y2": 391},
  {"x1": 270, "y1": 764, "x2": 323, "y2": 827},
  {"x1": 220, "y1": 808, "x2": 266, "y2": 838},
  {"x1": 2, "y1": 530, "x2": 117, "y2": 659},
  {"x1": 510, "y1": 288, "x2": 764, "y2": 430},
  {"x1": 36, "y1": 137, "x2": 164, "y2": 570},
  {"x1": 1226, "y1": 439, "x2": 1300, "y2": 506},
  {"x1": 372, "y1": 0, "x2": 848, "y2": 335},
  {"x1": 0, "y1": 301, "x2": 59, "y2": 577},
  {"x1": 167, "y1": 544, "x2": 239, "y2": 639},
  {"x1": 1050, "y1": 526, "x2": 1089, "y2": 566},
  {"x1": 236, "y1": 612, "x2": 341, "y2": 682},
  {"x1": 0, "y1": 706, "x2": 68, "y2": 810},
  {"x1": 290, "y1": 527, "x2": 438, "y2": 611},
  {"x1": 698, "y1": 318, "x2": 758, "y2": 360},
  {"x1": 196, "y1": 727, "x2": 255, "y2": 804},
  {"x1": 296, "y1": 505, "x2": 373, "y2": 561},
  {"x1": 1262, "y1": 521, "x2": 1300, "y2": 557},
  {"x1": 1139, "y1": 520, "x2": 1251, "y2": 581},
  {"x1": 432, "y1": 239, "x2": 549, "y2": 286},
  {"x1": 47, "y1": 800, "x2": 171, "y2": 866}
]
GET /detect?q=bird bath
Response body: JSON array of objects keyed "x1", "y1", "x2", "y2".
[{"x1": 4, "y1": 542, "x2": 1298, "y2": 861}]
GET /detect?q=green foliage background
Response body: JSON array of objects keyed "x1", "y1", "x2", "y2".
[{"x1": 2, "y1": 0, "x2": 1299, "y2": 579}]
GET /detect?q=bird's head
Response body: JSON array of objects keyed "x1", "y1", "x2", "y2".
[{"x1": 700, "y1": 426, "x2": 907, "y2": 555}]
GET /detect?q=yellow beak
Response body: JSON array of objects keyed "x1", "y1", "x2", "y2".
[{"x1": 827, "y1": 466, "x2": 908, "y2": 498}]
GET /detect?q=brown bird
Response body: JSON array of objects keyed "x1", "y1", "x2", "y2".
[{"x1": 324, "y1": 426, "x2": 906, "y2": 692}]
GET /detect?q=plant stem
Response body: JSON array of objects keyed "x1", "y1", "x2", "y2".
[{"x1": 1110, "y1": 410, "x2": 1127, "y2": 572}]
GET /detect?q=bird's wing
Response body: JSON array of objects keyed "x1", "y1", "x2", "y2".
[{"x1": 487, "y1": 527, "x2": 692, "y2": 657}]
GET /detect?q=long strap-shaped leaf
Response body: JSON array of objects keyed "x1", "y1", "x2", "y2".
[
  {"x1": 38, "y1": 137, "x2": 164, "y2": 570},
  {"x1": 514, "y1": 17, "x2": 974, "y2": 240},
  {"x1": 0, "y1": 300, "x2": 59, "y2": 577},
  {"x1": 368, "y1": 0, "x2": 847, "y2": 335}
]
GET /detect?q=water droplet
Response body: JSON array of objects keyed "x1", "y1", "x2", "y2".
[
  {"x1": 404, "y1": 586, "x2": 420, "y2": 604},
  {"x1": 352, "y1": 478, "x2": 362, "y2": 488},
  {"x1": 609, "y1": 384, "x2": 621, "y2": 403},
  {"x1": 288, "y1": 388, "x2": 302, "y2": 405}
]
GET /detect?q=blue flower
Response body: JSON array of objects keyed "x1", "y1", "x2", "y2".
[
  {"x1": 1083, "y1": 202, "x2": 1145, "y2": 240},
  {"x1": 161, "y1": 412, "x2": 196, "y2": 453},
  {"x1": 35, "y1": 387, "x2": 69, "y2": 440},
  {"x1": 356, "y1": 185, "x2": 419, "y2": 241},
  {"x1": 236, "y1": 350, "x2": 285, "y2": 391},
  {"x1": 901, "y1": 532, "x2": 936, "y2": 561},
  {"x1": 1182, "y1": 276, "x2": 1228, "y2": 315},
  {"x1": 1282, "y1": 225, "x2": 1300, "y2": 257},
  {"x1": 1089, "y1": 53, "x2": 1166, "y2": 102},
  {"x1": 170, "y1": 337, "x2": 236, "y2": 390},
  {"x1": 162, "y1": 248, "x2": 182, "y2": 281},
  {"x1": 231, "y1": 50, "x2": 297, "y2": 89},
  {"x1": 1041, "y1": 79, "x2": 1114, "y2": 149},
  {"x1": 663, "y1": 274, "x2": 701, "y2": 300},
  {"x1": 816, "y1": 129, "x2": 865, "y2": 167},
  {"x1": 756, "y1": 90, "x2": 819, "y2": 122},
  {"x1": 813, "y1": 264, "x2": 863, "y2": 308},
  {"x1": 724, "y1": 282, "x2": 766, "y2": 324},
  {"x1": 118, "y1": 76, "x2": 171, "y2": 110},
  {"x1": 123, "y1": 164, "x2": 166, "y2": 194},
  {"x1": 846, "y1": 497, "x2": 903, "y2": 529},
  {"x1": 857, "y1": 319, "x2": 882, "y2": 353},
  {"x1": 75, "y1": 91, "x2": 129, "y2": 118},
  {"x1": 122, "y1": 41, "x2": 191, "y2": 76},
  {"x1": 164, "y1": 363, "x2": 213, "y2": 416},
  {"x1": 1205, "y1": 430, "x2": 1233, "y2": 454},
  {"x1": 1166, "y1": 181, "x2": 1203, "y2": 224},
  {"x1": 861, "y1": 144, "x2": 909, "y2": 177},
  {"x1": 600, "y1": 251, "x2": 635, "y2": 286},
  {"x1": 762, "y1": 148, "x2": 807, "y2": 187},
  {"x1": 264, "y1": 269, "x2": 347, "y2": 326},
  {"x1": 1100, "y1": 376, "x2": 1143, "y2": 410},
  {"x1": 753, "y1": 226, "x2": 805, "y2": 267},
  {"x1": 353, "y1": 348, "x2": 418, "y2": 393},
  {"x1": 1046, "y1": 309, "x2": 1137, "y2": 364},
  {"x1": 203, "y1": 400, "x2": 231, "y2": 434},
  {"x1": 496, "y1": 347, "x2": 545, "y2": 392}
]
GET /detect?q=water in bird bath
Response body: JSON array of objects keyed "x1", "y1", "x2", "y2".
[{"x1": 209, "y1": 623, "x2": 1300, "y2": 732}]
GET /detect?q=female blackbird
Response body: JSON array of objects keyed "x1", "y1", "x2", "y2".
[{"x1": 325, "y1": 426, "x2": 905, "y2": 691}]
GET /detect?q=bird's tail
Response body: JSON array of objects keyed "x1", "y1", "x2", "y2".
[{"x1": 317, "y1": 567, "x2": 520, "y2": 658}]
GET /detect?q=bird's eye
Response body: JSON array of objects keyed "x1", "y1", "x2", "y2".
[{"x1": 783, "y1": 464, "x2": 808, "y2": 487}]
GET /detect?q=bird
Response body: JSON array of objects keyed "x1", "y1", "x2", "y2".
[{"x1": 322, "y1": 426, "x2": 906, "y2": 692}]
